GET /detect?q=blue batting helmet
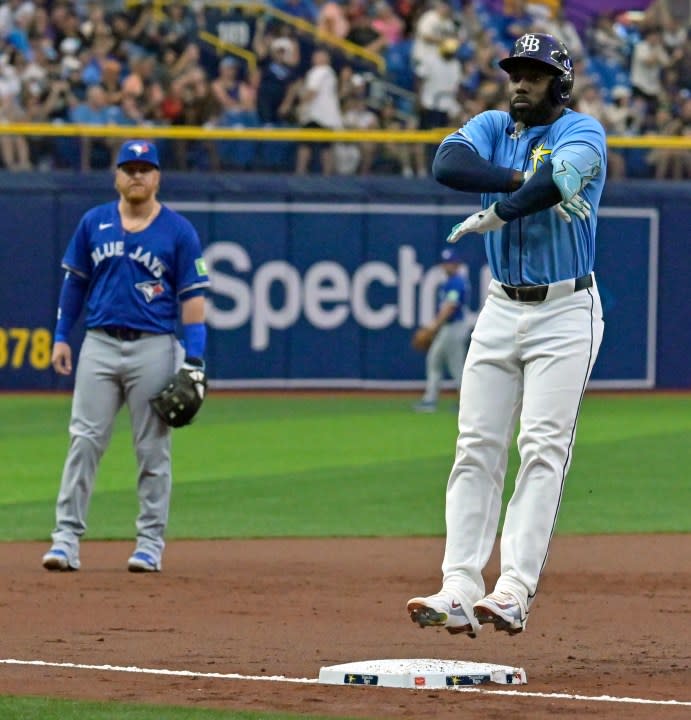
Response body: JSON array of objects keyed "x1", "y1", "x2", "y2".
[{"x1": 499, "y1": 33, "x2": 574, "y2": 105}]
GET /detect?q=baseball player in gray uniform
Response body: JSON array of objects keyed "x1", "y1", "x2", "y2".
[
  {"x1": 407, "y1": 34, "x2": 606, "y2": 635},
  {"x1": 42, "y1": 140, "x2": 210, "y2": 573},
  {"x1": 413, "y1": 246, "x2": 474, "y2": 413}
]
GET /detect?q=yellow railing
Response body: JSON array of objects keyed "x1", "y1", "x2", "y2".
[
  {"x1": 2, "y1": 123, "x2": 691, "y2": 149},
  {"x1": 125, "y1": 0, "x2": 386, "y2": 73},
  {"x1": 198, "y1": 30, "x2": 257, "y2": 74}
]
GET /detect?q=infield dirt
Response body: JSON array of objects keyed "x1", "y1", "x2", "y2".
[{"x1": 0, "y1": 535, "x2": 689, "y2": 719}]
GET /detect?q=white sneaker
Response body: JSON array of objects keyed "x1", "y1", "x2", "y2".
[
  {"x1": 473, "y1": 590, "x2": 527, "y2": 635},
  {"x1": 407, "y1": 591, "x2": 479, "y2": 637}
]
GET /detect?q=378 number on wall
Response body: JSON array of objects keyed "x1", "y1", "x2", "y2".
[{"x1": 0, "y1": 328, "x2": 52, "y2": 370}]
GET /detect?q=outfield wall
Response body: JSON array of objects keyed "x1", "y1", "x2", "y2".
[{"x1": 0, "y1": 174, "x2": 688, "y2": 390}]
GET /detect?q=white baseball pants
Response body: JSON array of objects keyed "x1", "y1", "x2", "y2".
[{"x1": 441, "y1": 277, "x2": 604, "y2": 610}]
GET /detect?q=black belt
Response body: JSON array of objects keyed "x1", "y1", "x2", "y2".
[
  {"x1": 501, "y1": 273, "x2": 593, "y2": 302},
  {"x1": 100, "y1": 326, "x2": 145, "y2": 341}
]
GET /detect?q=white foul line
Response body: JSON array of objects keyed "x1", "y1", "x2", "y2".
[{"x1": 1, "y1": 659, "x2": 689, "y2": 708}]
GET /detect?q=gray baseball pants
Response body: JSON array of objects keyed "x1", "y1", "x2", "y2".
[{"x1": 50, "y1": 329, "x2": 182, "y2": 568}]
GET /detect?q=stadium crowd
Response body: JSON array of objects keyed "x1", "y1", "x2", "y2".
[{"x1": 0, "y1": 0, "x2": 689, "y2": 178}]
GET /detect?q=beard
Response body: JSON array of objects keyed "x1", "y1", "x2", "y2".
[{"x1": 509, "y1": 94, "x2": 557, "y2": 127}]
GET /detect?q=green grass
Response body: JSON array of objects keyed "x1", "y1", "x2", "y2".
[
  {"x1": 0, "y1": 696, "x2": 367, "y2": 720},
  {"x1": 1, "y1": 392, "x2": 689, "y2": 720},
  {"x1": 0, "y1": 392, "x2": 689, "y2": 541}
]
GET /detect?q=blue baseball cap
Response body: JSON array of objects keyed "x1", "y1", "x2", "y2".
[
  {"x1": 116, "y1": 140, "x2": 160, "y2": 169},
  {"x1": 440, "y1": 246, "x2": 462, "y2": 263}
]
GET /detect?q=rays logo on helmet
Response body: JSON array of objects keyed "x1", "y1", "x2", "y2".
[
  {"x1": 518, "y1": 34, "x2": 541, "y2": 53},
  {"x1": 135, "y1": 280, "x2": 165, "y2": 302}
]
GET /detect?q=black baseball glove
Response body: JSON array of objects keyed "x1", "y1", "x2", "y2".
[{"x1": 150, "y1": 360, "x2": 207, "y2": 428}]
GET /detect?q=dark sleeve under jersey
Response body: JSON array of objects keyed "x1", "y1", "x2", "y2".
[{"x1": 432, "y1": 142, "x2": 519, "y2": 193}]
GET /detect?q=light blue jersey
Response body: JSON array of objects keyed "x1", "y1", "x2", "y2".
[{"x1": 442, "y1": 109, "x2": 607, "y2": 285}]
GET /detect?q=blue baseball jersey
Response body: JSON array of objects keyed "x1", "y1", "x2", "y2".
[
  {"x1": 442, "y1": 109, "x2": 607, "y2": 285},
  {"x1": 438, "y1": 273, "x2": 467, "y2": 323},
  {"x1": 62, "y1": 201, "x2": 210, "y2": 333}
]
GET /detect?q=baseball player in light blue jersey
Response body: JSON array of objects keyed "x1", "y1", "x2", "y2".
[
  {"x1": 42, "y1": 140, "x2": 210, "y2": 573},
  {"x1": 408, "y1": 34, "x2": 606, "y2": 636},
  {"x1": 414, "y1": 246, "x2": 474, "y2": 413}
]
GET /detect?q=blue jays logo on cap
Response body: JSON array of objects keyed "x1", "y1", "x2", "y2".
[
  {"x1": 441, "y1": 247, "x2": 461, "y2": 263},
  {"x1": 117, "y1": 140, "x2": 160, "y2": 168}
]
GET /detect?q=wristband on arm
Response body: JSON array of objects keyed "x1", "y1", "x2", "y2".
[{"x1": 182, "y1": 322, "x2": 206, "y2": 366}]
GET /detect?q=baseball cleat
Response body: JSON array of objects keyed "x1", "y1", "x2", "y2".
[
  {"x1": 127, "y1": 551, "x2": 161, "y2": 573},
  {"x1": 412, "y1": 401, "x2": 437, "y2": 413},
  {"x1": 407, "y1": 591, "x2": 478, "y2": 637},
  {"x1": 473, "y1": 591, "x2": 526, "y2": 635},
  {"x1": 42, "y1": 548, "x2": 76, "y2": 571}
]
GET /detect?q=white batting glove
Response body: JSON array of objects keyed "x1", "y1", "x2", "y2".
[
  {"x1": 447, "y1": 202, "x2": 506, "y2": 242},
  {"x1": 553, "y1": 193, "x2": 591, "y2": 223}
]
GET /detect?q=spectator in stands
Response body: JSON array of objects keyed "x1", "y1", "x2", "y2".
[
  {"x1": 576, "y1": 83, "x2": 608, "y2": 124},
  {"x1": 630, "y1": 25, "x2": 681, "y2": 118},
  {"x1": 459, "y1": 32, "x2": 505, "y2": 99},
  {"x1": 0, "y1": 1, "x2": 22, "y2": 39},
  {"x1": 26, "y1": 6, "x2": 54, "y2": 61},
  {"x1": 126, "y1": 0, "x2": 163, "y2": 57},
  {"x1": 80, "y1": 1, "x2": 113, "y2": 50},
  {"x1": 335, "y1": 75, "x2": 379, "y2": 175},
  {"x1": 646, "y1": 100, "x2": 691, "y2": 179},
  {"x1": 211, "y1": 56, "x2": 257, "y2": 125},
  {"x1": 295, "y1": 48, "x2": 342, "y2": 174},
  {"x1": 412, "y1": 1, "x2": 456, "y2": 71},
  {"x1": 253, "y1": 17, "x2": 301, "y2": 125},
  {"x1": 4, "y1": 2, "x2": 34, "y2": 60},
  {"x1": 603, "y1": 85, "x2": 641, "y2": 134},
  {"x1": 534, "y1": 8, "x2": 585, "y2": 62},
  {"x1": 98, "y1": 58, "x2": 123, "y2": 106},
  {"x1": 69, "y1": 84, "x2": 119, "y2": 171},
  {"x1": 171, "y1": 66, "x2": 222, "y2": 170},
  {"x1": 159, "y1": 1, "x2": 197, "y2": 56},
  {"x1": 415, "y1": 36, "x2": 463, "y2": 129},
  {"x1": 61, "y1": 54, "x2": 87, "y2": 102},
  {"x1": 121, "y1": 51, "x2": 165, "y2": 122},
  {"x1": 345, "y1": 11, "x2": 387, "y2": 53},
  {"x1": 371, "y1": 1, "x2": 405, "y2": 47},
  {"x1": 106, "y1": 11, "x2": 135, "y2": 67},
  {"x1": 0, "y1": 47, "x2": 31, "y2": 170},
  {"x1": 600, "y1": 85, "x2": 641, "y2": 179},
  {"x1": 674, "y1": 32, "x2": 691, "y2": 90},
  {"x1": 267, "y1": 21, "x2": 302, "y2": 68},
  {"x1": 493, "y1": 0, "x2": 535, "y2": 50},
  {"x1": 375, "y1": 97, "x2": 426, "y2": 177},
  {"x1": 112, "y1": 87, "x2": 147, "y2": 132},
  {"x1": 315, "y1": 0, "x2": 350, "y2": 40},
  {"x1": 587, "y1": 12, "x2": 629, "y2": 67}
]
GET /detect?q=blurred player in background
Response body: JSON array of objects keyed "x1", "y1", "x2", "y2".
[
  {"x1": 408, "y1": 33, "x2": 607, "y2": 636},
  {"x1": 42, "y1": 140, "x2": 209, "y2": 574},
  {"x1": 413, "y1": 246, "x2": 473, "y2": 413}
]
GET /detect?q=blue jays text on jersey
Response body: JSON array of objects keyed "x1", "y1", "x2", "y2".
[
  {"x1": 62, "y1": 200, "x2": 210, "y2": 334},
  {"x1": 443, "y1": 108, "x2": 607, "y2": 285}
]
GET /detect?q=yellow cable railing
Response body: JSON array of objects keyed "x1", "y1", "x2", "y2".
[
  {"x1": 2, "y1": 123, "x2": 691, "y2": 148},
  {"x1": 198, "y1": 30, "x2": 257, "y2": 74},
  {"x1": 125, "y1": 0, "x2": 386, "y2": 73}
]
